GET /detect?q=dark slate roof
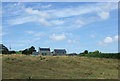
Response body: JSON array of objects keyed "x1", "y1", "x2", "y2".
[
  {"x1": 0, "y1": 44, "x2": 9, "y2": 51},
  {"x1": 69, "y1": 53, "x2": 77, "y2": 55},
  {"x1": 68, "y1": 53, "x2": 77, "y2": 55},
  {"x1": 54, "y1": 49, "x2": 66, "y2": 52},
  {"x1": 39, "y1": 47, "x2": 50, "y2": 51},
  {"x1": 0, "y1": 44, "x2": 6, "y2": 49}
]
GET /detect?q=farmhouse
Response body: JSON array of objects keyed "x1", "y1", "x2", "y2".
[
  {"x1": 38, "y1": 47, "x2": 52, "y2": 56},
  {"x1": 53, "y1": 49, "x2": 67, "y2": 56},
  {"x1": 32, "y1": 52, "x2": 39, "y2": 55},
  {"x1": 0, "y1": 44, "x2": 9, "y2": 51}
]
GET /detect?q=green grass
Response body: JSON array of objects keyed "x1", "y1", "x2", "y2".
[{"x1": 2, "y1": 54, "x2": 119, "y2": 79}]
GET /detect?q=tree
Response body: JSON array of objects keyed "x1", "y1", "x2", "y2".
[
  {"x1": 84, "y1": 50, "x2": 88, "y2": 54},
  {"x1": 22, "y1": 49, "x2": 29, "y2": 55},
  {"x1": 22, "y1": 46, "x2": 36, "y2": 55},
  {"x1": 92, "y1": 50, "x2": 100, "y2": 54},
  {"x1": 29, "y1": 46, "x2": 36, "y2": 54}
]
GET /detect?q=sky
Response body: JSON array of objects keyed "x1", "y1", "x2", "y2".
[{"x1": 1, "y1": 2, "x2": 119, "y2": 53}]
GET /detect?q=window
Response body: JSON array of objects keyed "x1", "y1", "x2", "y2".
[
  {"x1": 42, "y1": 53, "x2": 44, "y2": 55},
  {"x1": 44, "y1": 53, "x2": 47, "y2": 55}
]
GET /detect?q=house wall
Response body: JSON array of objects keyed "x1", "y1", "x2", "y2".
[
  {"x1": 39, "y1": 51, "x2": 52, "y2": 56},
  {"x1": 53, "y1": 51, "x2": 66, "y2": 56},
  {"x1": 32, "y1": 52, "x2": 39, "y2": 56}
]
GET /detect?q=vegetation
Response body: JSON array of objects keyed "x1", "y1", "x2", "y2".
[
  {"x1": 8, "y1": 51, "x2": 16, "y2": 54},
  {"x1": 15, "y1": 51, "x2": 22, "y2": 54},
  {"x1": 2, "y1": 54, "x2": 119, "y2": 79},
  {"x1": 1, "y1": 44, "x2": 119, "y2": 60},
  {"x1": 83, "y1": 50, "x2": 89, "y2": 54},
  {"x1": 22, "y1": 46, "x2": 36, "y2": 55},
  {"x1": 2, "y1": 50, "x2": 16, "y2": 54},
  {"x1": 78, "y1": 50, "x2": 120, "y2": 59}
]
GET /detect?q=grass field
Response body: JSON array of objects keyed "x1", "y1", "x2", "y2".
[{"x1": 2, "y1": 54, "x2": 119, "y2": 79}]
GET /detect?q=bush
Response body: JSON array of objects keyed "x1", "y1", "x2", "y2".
[
  {"x1": 84, "y1": 50, "x2": 88, "y2": 54},
  {"x1": 78, "y1": 51, "x2": 120, "y2": 59},
  {"x1": 9, "y1": 51, "x2": 16, "y2": 54}
]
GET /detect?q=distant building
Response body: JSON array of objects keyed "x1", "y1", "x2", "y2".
[
  {"x1": 67, "y1": 53, "x2": 77, "y2": 56},
  {"x1": 38, "y1": 47, "x2": 52, "y2": 56},
  {"x1": 32, "y1": 52, "x2": 39, "y2": 55},
  {"x1": 53, "y1": 49, "x2": 67, "y2": 56},
  {"x1": 0, "y1": 44, "x2": 8, "y2": 51},
  {"x1": 0, "y1": 44, "x2": 9, "y2": 54}
]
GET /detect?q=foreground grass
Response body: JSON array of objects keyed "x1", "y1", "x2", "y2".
[{"x1": 2, "y1": 54, "x2": 119, "y2": 79}]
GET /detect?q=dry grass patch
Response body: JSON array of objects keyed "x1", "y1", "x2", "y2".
[{"x1": 2, "y1": 54, "x2": 119, "y2": 79}]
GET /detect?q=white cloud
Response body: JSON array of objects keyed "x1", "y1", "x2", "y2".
[
  {"x1": 98, "y1": 35, "x2": 119, "y2": 46},
  {"x1": 7, "y1": 7, "x2": 50, "y2": 26},
  {"x1": 25, "y1": 8, "x2": 65, "y2": 26},
  {"x1": 26, "y1": 31, "x2": 34, "y2": 34},
  {"x1": 67, "y1": 39, "x2": 76, "y2": 44},
  {"x1": 114, "y1": 35, "x2": 118, "y2": 41},
  {"x1": 26, "y1": 31, "x2": 45, "y2": 37},
  {"x1": 38, "y1": 18, "x2": 51, "y2": 26},
  {"x1": 4, "y1": 2, "x2": 117, "y2": 28},
  {"x1": 34, "y1": 32, "x2": 45, "y2": 37},
  {"x1": 90, "y1": 34, "x2": 96, "y2": 38},
  {"x1": 98, "y1": 12, "x2": 110, "y2": 20},
  {"x1": 49, "y1": 34, "x2": 66, "y2": 41},
  {"x1": 98, "y1": 37, "x2": 113, "y2": 46},
  {"x1": 41, "y1": 4, "x2": 52, "y2": 8},
  {"x1": 103, "y1": 37, "x2": 113, "y2": 43},
  {"x1": 51, "y1": 20, "x2": 65, "y2": 25},
  {"x1": 75, "y1": 20, "x2": 85, "y2": 25},
  {"x1": 9, "y1": 16, "x2": 37, "y2": 25},
  {"x1": 25, "y1": 8, "x2": 49, "y2": 18},
  {"x1": 114, "y1": 35, "x2": 120, "y2": 42},
  {"x1": 67, "y1": 40, "x2": 72, "y2": 43},
  {"x1": 0, "y1": 32, "x2": 7, "y2": 36},
  {"x1": 38, "y1": 19, "x2": 65, "y2": 26},
  {"x1": 45, "y1": 3, "x2": 117, "y2": 18}
]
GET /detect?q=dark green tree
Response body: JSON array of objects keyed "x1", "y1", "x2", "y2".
[
  {"x1": 84, "y1": 50, "x2": 88, "y2": 54},
  {"x1": 22, "y1": 49, "x2": 29, "y2": 55},
  {"x1": 22, "y1": 46, "x2": 36, "y2": 55},
  {"x1": 28, "y1": 46, "x2": 36, "y2": 54},
  {"x1": 92, "y1": 50, "x2": 100, "y2": 54}
]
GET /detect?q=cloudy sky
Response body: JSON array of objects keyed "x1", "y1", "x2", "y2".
[{"x1": 1, "y1": 2, "x2": 119, "y2": 53}]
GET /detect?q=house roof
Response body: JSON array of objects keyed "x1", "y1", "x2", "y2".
[
  {"x1": 68, "y1": 53, "x2": 77, "y2": 55},
  {"x1": 39, "y1": 47, "x2": 50, "y2": 51},
  {"x1": 0, "y1": 44, "x2": 7, "y2": 49},
  {"x1": 68, "y1": 53, "x2": 77, "y2": 54},
  {"x1": 0, "y1": 44, "x2": 9, "y2": 51},
  {"x1": 54, "y1": 49, "x2": 66, "y2": 52}
]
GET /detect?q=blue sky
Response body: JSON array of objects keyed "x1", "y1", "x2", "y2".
[{"x1": 1, "y1": 2, "x2": 119, "y2": 53}]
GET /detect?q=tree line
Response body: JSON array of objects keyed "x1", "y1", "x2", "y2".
[
  {"x1": 1, "y1": 45, "x2": 120, "y2": 59},
  {"x1": 78, "y1": 50, "x2": 120, "y2": 59},
  {"x1": 1, "y1": 45, "x2": 36, "y2": 55}
]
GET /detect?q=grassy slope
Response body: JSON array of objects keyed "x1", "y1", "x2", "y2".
[{"x1": 2, "y1": 54, "x2": 119, "y2": 79}]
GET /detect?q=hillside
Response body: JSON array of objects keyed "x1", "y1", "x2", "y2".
[{"x1": 2, "y1": 54, "x2": 119, "y2": 79}]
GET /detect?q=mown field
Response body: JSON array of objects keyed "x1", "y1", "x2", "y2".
[{"x1": 2, "y1": 54, "x2": 119, "y2": 79}]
